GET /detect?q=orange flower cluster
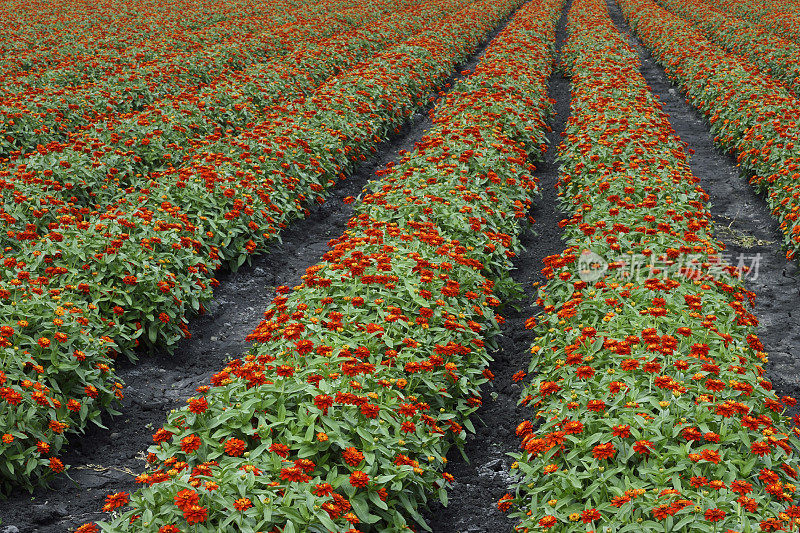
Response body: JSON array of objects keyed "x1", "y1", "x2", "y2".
[
  {"x1": 618, "y1": 0, "x2": 800, "y2": 266},
  {"x1": 504, "y1": 0, "x2": 800, "y2": 530},
  {"x1": 100, "y1": 0, "x2": 564, "y2": 530},
  {"x1": 658, "y1": 0, "x2": 800, "y2": 97},
  {"x1": 0, "y1": 0, "x2": 522, "y2": 493},
  {"x1": 711, "y1": 0, "x2": 800, "y2": 43},
  {"x1": 0, "y1": 0, "x2": 396, "y2": 156}
]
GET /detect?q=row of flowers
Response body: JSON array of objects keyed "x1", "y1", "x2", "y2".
[
  {"x1": 655, "y1": 0, "x2": 800, "y2": 96},
  {"x1": 708, "y1": 0, "x2": 800, "y2": 45},
  {"x1": 0, "y1": 0, "x2": 446, "y2": 191},
  {"x1": 0, "y1": 0, "x2": 476, "y2": 266},
  {"x1": 0, "y1": 0, "x2": 388, "y2": 155},
  {"x1": 617, "y1": 0, "x2": 800, "y2": 264},
  {"x1": 0, "y1": 0, "x2": 525, "y2": 494},
  {"x1": 502, "y1": 0, "x2": 800, "y2": 530},
  {"x1": 82, "y1": 0, "x2": 564, "y2": 530}
]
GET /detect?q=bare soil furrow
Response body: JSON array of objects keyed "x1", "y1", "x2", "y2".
[{"x1": 425, "y1": 2, "x2": 571, "y2": 530}]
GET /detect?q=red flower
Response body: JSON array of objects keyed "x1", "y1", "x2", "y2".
[
  {"x1": 538, "y1": 515, "x2": 557, "y2": 528},
  {"x1": 187, "y1": 396, "x2": 208, "y2": 414},
  {"x1": 516, "y1": 420, "x2": 534, "y2": 436},
  {"x1": 183, "y1": 505, "x2": 208, "y2": 525},
  {"x1": 587, "y1": 400, "x2": 606, "y2": 412},
  {"x1": 611, "y1": 495, "x2": 630, "y2": 507},
  {"x1": 342, "y1": 447, "x2": 364, "y2": 466},
  {"x1": 75, "y1": 524, "x2": 100, "y2": 533},
  {"x1": 633, "y1": 440, "x2": 653, "y2": 455},
  {"x1": 174, "y1": 489, "x2": 199, "y2": 510},
  {"x1": 276, "y1": 364, "x2": 295, "y2": 377},
  {"x1": 280, "y1": 466, "x2": 310, "y2": 483},
  {"x1": 539, "y1": 381, "x2": 561, "y2": 396},
  {"x1": 612, "y1": 424, "x2": 631, "y2": 438},
  {"x1": 349, "y1": 471, "x2": 369, "y2": 488},
  {"x1": 563, "y1": 420, "x2": 583, "y2": 434},
  {"x1": 233, "y1": 498, "x2": 252, "y2": 511},
  {"x1": 180, "y1": 434, "x2": 201, "y2": 453},
  {"x1": 730, "y1": 480, "x2": 752, "y2": 495},
  {"x1": 581, "y1": 508, "x2": 601, "y2": 523},
  {"x1": 224, "y1": 438, "x2": 247, "y2": 457},
  {"x1": 704, "y1": 508, "x2": 725, "y2": 522},
  {"x1": 102, "y1": 492, "x2": 129, "y2": 512},
  {"x1": 497, "y1": 493, "x2": 513, "y2": 512},
  {"x1": 652, "y1": 504, "x2": 674, "y2": 520},
  {"x1": 314, "y1": 394, "x2": 333, "y2": 414},
  {"x1": 759, "y1": 518, "x2": 784, "y2": 531},
  {"x1": 592, "y1": 442, "x2": 616, "y2": 460},
  {"x1": 269, "y1": 443, "x2": 290, "y2": 457},
  {"x1": 49, "y1": 457, "x2": 64, "y2": 473},
  {"x1": 313, "y1": 483, "x2": 334, "y2": 496},
  {"x1": 700, "y1": 448, "x2": 721, "y2": 464},
  {"x1": 360, "y1": 403, "x2": 380, "y2": 418},
  {"x1": 751, "y1": 441, "x2": 771, "y2": 456}
]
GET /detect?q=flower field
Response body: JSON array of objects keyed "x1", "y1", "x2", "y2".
[{"x1": 3, "y1": 0, "x2": 800, "y2": 531}]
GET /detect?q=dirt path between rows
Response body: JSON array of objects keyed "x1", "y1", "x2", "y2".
[
  {"x1": 0, "y1": 9, "x2": 526, "y2": 532},
  {"x1": 425, "y1": 2, "x2": 571, "y2": 530}
]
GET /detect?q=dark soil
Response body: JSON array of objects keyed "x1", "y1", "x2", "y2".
[
  {"x1": 425, "y1": 3, "x2": 571, "y2": 530},
  {"x1": 0, "y1": 8, "x2": 531, "y2": 533}
]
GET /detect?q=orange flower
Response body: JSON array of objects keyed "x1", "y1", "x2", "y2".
[
  {"x1": 174, "y1": 489, "x2": 199, "y2": 510},
  {"x1": 592, "y1": 442, "x2": 616, "y2": 460},
  {"x1": 49, "y1": 457, "x2": 64, "y2": 473},
  {"x1": 187, "y1": 396, "x2": 208, "y2": 414},
  {"x1": 700, "y1": 448, "x2": 721, "y2": 464},
  {"x1": 497, "y1": 493, "x2": 513, "y2": 512},
  {"x1": 633, "y1": 440, "x2": 653, "y2": 455},
  {"x1": 183, "y1": 505, "x2": 208, "y2": 525},
  {"x1": 280, "y1": 466, "x2": 310, "y2": 483},
  {"x1": 342, "y1": 447, "x2": 364, "y2": 466},
  {"x1": 349, "y1": 470, "x2": 369, "y2": 488},
  {"x1": 538, "y1": 515, "x2": 557, "y2": 528},
  {"x1": 233, "y1": 498, "x2": 252, "y2": 511},
  {"x1": 751, "y1": 441, "x2": 771, "y2": 456},
  {"x1": 102, "y1": 492, "x2": 129, "y2": 512},
  {"x1": 224, "y1": 438, "x2": 246, "y2": 457},
  {"x1": 581, "y1": 508, "x2": 601, "y2": 523},
  {"x1": 180, "y1": 434, "x2": 201, "y2": 453}
]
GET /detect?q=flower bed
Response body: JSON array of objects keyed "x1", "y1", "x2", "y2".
[
  {"x1": 0, "y1": 0, "x2": 461, "y2": 207},
  {"x1": 655, "y1": 0, "x2": 800, "y2": 96},
  {"x1": 617, "y1": 0, "x2": 800, "y2": 266},
  {"x1": 0, "y1": 0, "x2": 527, "y2": 495},
  {"x1": 89, "y1": 0, "x2": 564, "y2": 530},
  {"x1": 0, "y1": 0, "x2": 388, "y2": 155},
  {"x1": 704, "y1": 0, "x2": 800, "y2": 44},
  {"x1": 503, "y1": 0, "x2": 800, "y2": 530}
]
